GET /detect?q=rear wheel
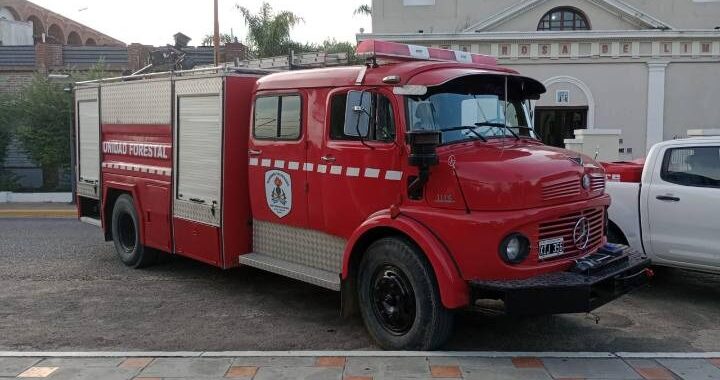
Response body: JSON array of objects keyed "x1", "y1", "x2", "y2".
[
  {"x1": 111, "y1": 195, "x2": 157, "y2": 268},
  {"x1": 357, "y1": 237, "x2": 454, "y2": 350}
]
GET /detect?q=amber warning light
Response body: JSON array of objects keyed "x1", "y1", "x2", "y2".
[{"x1": 356, "y1": 40, "x2": 498, "y2": 66}]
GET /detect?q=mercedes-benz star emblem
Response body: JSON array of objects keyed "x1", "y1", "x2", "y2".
[{"x1": 573, "y1": 217, "x2": 590, "y2": 249}]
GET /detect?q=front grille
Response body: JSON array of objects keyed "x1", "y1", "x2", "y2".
[
  {"x1": 542, "y1": 178, "x2": 581, "y2": 200},
  {"x1": 538, "y1": 208, "x2": 604, "y2": 260},
  {"x1": 590, "y1": 174, "x2": 605, "y2": 193}
]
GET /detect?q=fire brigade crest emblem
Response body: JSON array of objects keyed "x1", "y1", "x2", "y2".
[{"x1": 265, "y1": 170, "x2": 292, "y2": 218}]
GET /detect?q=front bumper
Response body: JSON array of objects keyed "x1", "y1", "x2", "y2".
[{"x1": 469, "y1": 246, "x2": 651, "y2": 316}]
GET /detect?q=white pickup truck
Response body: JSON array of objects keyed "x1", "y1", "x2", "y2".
[{"x1": 605, "y1": 137, "x2": 720, "y2": 274}]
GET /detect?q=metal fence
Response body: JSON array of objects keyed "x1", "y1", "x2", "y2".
[{"x1": 0, "y1": 46, "x2": 35, "y2": 66}]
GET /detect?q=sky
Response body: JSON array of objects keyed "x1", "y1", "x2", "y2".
[{"x1": 31, "y1": 0, "x2": 372, "y2": 46}]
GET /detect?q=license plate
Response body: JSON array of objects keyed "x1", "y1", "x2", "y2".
[{"x1": 539, "y1": 237, "x2": 564, "y2": 260}]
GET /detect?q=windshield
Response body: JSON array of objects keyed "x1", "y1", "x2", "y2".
[{"x1": 406, "y1": 80, "x2": 537, "y2": 144}]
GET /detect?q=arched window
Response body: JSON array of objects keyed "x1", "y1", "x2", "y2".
[
  {"x1": 537, "y1": 7, "x2": 590, "y2": 31},
  {"x1": 47, "y1": 24, "x2": 65, "y2": 44},
  {"x1": 0, "y1": 6, "x2": 20, "y2": 21},
  {"x1": 68, "y1": 31, "x2": 82, "y2": 46},
  {"x1": 27, "y1": 15, "x2": 45, "y2": 39}
]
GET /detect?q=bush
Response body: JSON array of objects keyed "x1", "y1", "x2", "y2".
[{"x1": 14, "y1": 75, "x2": 72, "y2": 191}]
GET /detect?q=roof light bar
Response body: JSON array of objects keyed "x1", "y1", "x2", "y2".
[{"x1": 356, "y1": 40, "x2": 497, "y2": 66}]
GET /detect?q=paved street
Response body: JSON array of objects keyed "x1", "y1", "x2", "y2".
[
  {"x1": 1, "y1": 218, "x2": 720, "y2": 352},
  {"x1": 0, "y1": 354, "x2": 719, "y2": 379}
]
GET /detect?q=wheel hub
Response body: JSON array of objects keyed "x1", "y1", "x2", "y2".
[
  {"x1": 371, "y1": 265, "x2": 416, "y2": 335},
  {"x1": 118, "y1": 213, "x2": 136, "y2": 253}
]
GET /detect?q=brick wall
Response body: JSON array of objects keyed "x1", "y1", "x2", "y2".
[
  {"x1": 35, "y1": 43, "x2": 62, "y2": 71},
  {"x1": 223, "y1": 42, "x2": 250, "y2": 63},
  {"x1": 0, "y1": 71, "x2": 33, "y2": 94}
]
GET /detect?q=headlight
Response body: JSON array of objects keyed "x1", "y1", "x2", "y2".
[
  {"x1": 499, "y1": 233, "x2": 530, "y2": 264},
  {"x1": 581, "y1": 174, "x2": 591, "y2": 190}
]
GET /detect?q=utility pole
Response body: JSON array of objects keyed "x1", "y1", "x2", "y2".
[{"x1": 213, "y1": 0, "x2": 220, "y2": 65}]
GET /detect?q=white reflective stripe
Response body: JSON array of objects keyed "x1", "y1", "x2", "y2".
[
  {"x1": 102, "y1": 162, "x2": 171, "y2": 177},
  {"x1": 364, "y1": 168, "x2": 380, "y2": 178},
  {"x1": 249, "y1": 157, "x2": 400, "y2": 182},
  {"x1": 385, "y1": 171, "x2": 403, "y2": 181}
]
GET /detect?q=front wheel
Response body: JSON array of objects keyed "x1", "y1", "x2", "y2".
[
  {"x1": 357, "y1": 237, "x2": 455, "y2": 350},
  {"x1": 111, "y1": 194, "x2": 157, "y2": 268}
]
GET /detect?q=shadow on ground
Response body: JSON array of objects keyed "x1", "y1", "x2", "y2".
[{"x1": 0, "y1": 219, "x2": 718, "y2": 351}]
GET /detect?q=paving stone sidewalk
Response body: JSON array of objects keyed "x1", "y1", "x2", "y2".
[{"x1": 1, "y1": 355, "x2": 719, "y2": 380}]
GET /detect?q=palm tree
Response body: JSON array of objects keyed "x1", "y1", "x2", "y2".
[
  {"x1": 354, "y1": 4, "x2": 372, "y2": 16},
  {"x1": 237, "y1": 2, "x2": 304, "y2": 58}
]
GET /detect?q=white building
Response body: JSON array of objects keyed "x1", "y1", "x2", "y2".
[
  {"x1": 0, "y1": 6, "x2": 32, "y2": 46},
  {"x1": 361, "y1": 0, "x2": 720, "y2": 157}
]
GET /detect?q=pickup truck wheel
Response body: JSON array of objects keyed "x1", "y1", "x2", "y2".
[
  {"x1": 607, "y1": 224, "x2": 629, "y2": 245},
  {"x1": 358, "y1": 237, "x2": 454, "y2": 350},
  {"x1": 111, "y1": 195, "x2": 157, "y2": 268}
]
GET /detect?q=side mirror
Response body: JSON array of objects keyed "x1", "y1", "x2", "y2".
[
  {"x1": 406, "y1": 130, "x2": 441, "y2": 200},
  {"x1": 406, "y1": 130, "x2": 441, "y2": 168},
  {"x1": 344, "y1": 91, "x2": 372, "y2": 138}
]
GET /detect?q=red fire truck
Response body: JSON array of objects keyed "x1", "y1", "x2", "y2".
[{"x1": 74, "y1": 40, "x2": 651, "y2": 350}]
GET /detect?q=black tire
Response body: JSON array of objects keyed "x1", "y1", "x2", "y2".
[
  {"x1": 111, "y1": 194, "x2": 157, "y2": 268},
  {"x1": 357, "y1": 237, "x2": 455, "y2": 350},
  {"x1": 607, "y1": 223, "x2": 628, "y2": 245}
]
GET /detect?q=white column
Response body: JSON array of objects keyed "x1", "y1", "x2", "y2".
[{"x1": 645, "y1": 61, "x2": 668, "y2": 152}]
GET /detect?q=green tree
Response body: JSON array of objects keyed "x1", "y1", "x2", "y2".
[
  {"x1": 237, "y1": 2, "x2": 303, "y2": 58},
  {"x1": 354, "y1": 4, "x2": 372, "y2": 16},
  {"x1": 0, "y1": 94, "x2": 20, "y2": 190},
  {"x1": 201, "y1": 33, "x2": 237, "y2": 47},
  {"x1": 319, "y1": 38, "x2": 359, "y2": 63},
  {"x1": 14, "y1": 75, "x2": 72, "y2": 191},
  {"x1": 81, "y1": 60, "x2": 110, "y2": 81}
]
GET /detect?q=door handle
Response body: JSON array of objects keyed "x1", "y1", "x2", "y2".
[
  {"x1": 321, "y1": 155, "x2": 336, "y2": 163},
  {"x1": 656, "y1": 195, "x2": 680, "y2": 202},
  {"x1": 248, "y1": 149, "x2": 262, "y2": 156}
]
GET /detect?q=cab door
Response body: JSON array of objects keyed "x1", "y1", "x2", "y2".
[
  {"x1": 248, "y1": 92, "x2": 308, "y2": 230},
  {"x1": 645, "y1": 144, "x2": 720, "y2": 268},
  {"x1": 307, "y1": 88, "x2": 404, "y2": 238}
]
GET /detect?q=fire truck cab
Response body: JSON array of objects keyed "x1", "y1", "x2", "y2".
[{"x1": 75, "y1": 40, "x2": 651, "y2": 350}]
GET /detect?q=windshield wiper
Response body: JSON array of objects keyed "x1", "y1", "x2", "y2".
[
  {"x1": 475, "y1": 122, "x2": 520, "y2": 140},
  {"x1": 440, "y1": 126, "x2": 487, "y2": 142}
]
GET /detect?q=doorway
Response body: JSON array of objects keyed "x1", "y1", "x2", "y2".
[{"x1": 534, "y1": 107, "x2": 588, "y2": 148}]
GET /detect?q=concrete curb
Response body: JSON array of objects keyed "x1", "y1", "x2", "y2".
[
  {"x1": 0, "y1": 210, "x2": 76, "y2": 218},
  {"x1": 0, "y1": 192, "x2": 72, "y2": 203},
  {"x1": 0, "y1": 351, "x2": 716, "y2": 358}
]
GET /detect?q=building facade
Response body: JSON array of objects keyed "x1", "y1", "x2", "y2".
[
  {"x1": 0, "y1": 0, "x2": 124, "y2": 46},
  {"x1": 363, "y1": 0, "x2": 720, "y2": 157}
]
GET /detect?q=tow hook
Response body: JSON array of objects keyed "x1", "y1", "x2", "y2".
[{"x1": 644, "y1": 268, "x2": 655, "y2": 279}]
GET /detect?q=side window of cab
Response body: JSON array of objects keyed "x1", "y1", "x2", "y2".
[
  {"x1": 329, "y1": 91, "x2": 396, "y2": 142},
  {"x1": 662, "y1": 146, "x2": 720, "y2": 188},
  {"x1": 253, "y1": 95, "x2": 302, "y2": 140}
]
